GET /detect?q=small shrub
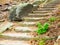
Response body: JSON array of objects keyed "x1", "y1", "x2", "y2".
[
  {"x1": 37, "y1": 36, "x2": 57, "y2": 45},
  {"x1": 36, "y1": 22, "x2": 50, "y2": 34},
  {"x1": 49, "y1": 16, "x2": 56, "y2": 22},
  {"x1": 39, "y1": 40, "x2": 45, "y2": 45},
  {"x1": 39, "y1": 38, "x2": 47, "y2": 45}
]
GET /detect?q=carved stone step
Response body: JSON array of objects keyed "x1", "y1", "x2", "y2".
[
  {"x1": 27, "y1": 14, "x2": 49, "y2": 17},
  {"x1": 45, "y1": 3, "x2": 59, "y2": 7},
  {"x1": 44, "y1": 0, "x2": 60, "y2": 7},
  {"x1": 31, "y1": 12, "x2": 52, "y2": 15},
  {"x1": 32, "y1": 11, "x2": 51, "y2": 13},
  {"x1": 38, "y1": 6, "x2": 55, "y2": 9},
  {"x1": 17, "y1": 22, "x2": 37, "y2": 26},
  {"x1": 0, "y1": 32, "x2": 35, "y2": 40},
  {"x1": 40, "y1": 6, "x2": 55, "y2": 8},
  {"x1": 28, "y1": 13, "x2": 51, "y2": 16},
  {"x1": 14, "y1": 26, "x2": 37, "y2": 32},
  {"x1": 23, "y1": 17, "x2": 48, "y2": 21},
  {"x1": 37, "y1": 8, "x2": 56, "y2": 11},
  {"x1": 0, "y1": 40, "x2": 30, "y2": 45}
]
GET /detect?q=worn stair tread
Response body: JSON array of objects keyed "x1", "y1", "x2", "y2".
[
  {"x1": 33, "y1": 9, "x2": 52, "y2": 13},
  {"x1": 0, "y1": 32, "x2": 35, "y2": 40},
  {"x1": 44, "y1": 0, "x2": 60, "y2": 6},
  {"x1": 17, "y1": 22, "x2": 37, "y2": 26},
  {"x1": 13, "y1": 22, "x2": 37, "y2": 26},
  {"x1": 43, "y1": 3, "x2": 58, "y2": 7},
  {"x1": 19, "y1": 22, "x2": 36, "y2": 25},
  {"x1": 39, "y1": 5, "x2": 55, "y2": 8},
  {"x1": 37, "y1": 9, "x2": 56, "y2": 11},
  {"x1": 32, "y1": 11, "x2": 51, "y2": 13},
  {"x1": 14, "y1": 26, "x2": 37, "y2": 32},
  {"x1": 0, "y1": 40, "x2": 30, "y2": 45},
  {"x1": 23, "y1": 17, "x2": 48, "y2": 22},
  {"x1": 30, "y1": 13, "x2": 52, "y2": 15},
  {"x1": 45, "y1": 3, "x2": 60, "y2": 6},
  {"x1": 27, "y1": 14, "x2": 49, "y2": 17},
  {"x1": 38, "y1": 8, "x2": 56, "y2": 10},
  {"x1": 24, "y1": 17, "x2": 48, "y2": 19},
  {"x1": 29, "y1": 14, "x2": 49, "y2": 16}
]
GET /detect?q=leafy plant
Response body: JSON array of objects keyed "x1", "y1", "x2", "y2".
[
  {"x1": 36, "y1": 22, "x2": 49, "y2": 34},
  {"x1": 39, "y1": 38, "x2": 47, "y2": 45},
  {"x1": 49, "y1": 16, "x2": 56, "y2": 22},
  {"x1": 39, "y1": 40, "x2": 45, "y2": 45}
]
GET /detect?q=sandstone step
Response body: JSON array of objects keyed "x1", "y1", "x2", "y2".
[
  {"x1": 40, "y1": 6, "x2": 55, "y2": 8},
  {"x1": 14, "y1": 26, "x2": 37, "y2": 32},
  {"x1": 0, "y1": 32, "x2": 35, "y2": 40},
  {"x1": 23, "y1": 17, "x2": 48, "y2": 21},
  {"x1": 31, "y1": 12, "x2": 52, "y2": 15},
  {"x1": 0, "y1": 40, "x2": 30, "y2": 45},
  {"x1": 37, "y1": 9, "x2": 54, "y2": 11},
  {"x1": 45, "y1": 3, "x2": 59, "y2": 6},
  {"x1": 44, "y1": 1, "x2": 60, "y2": 7},
  {"x1": 27, "y1": 14, "x2": 49, "y2": 17},
  {"x1": 17, "y1": 22, "x2": 37, "y2": 26},
  {"x1": 38, "y1": 8, "x2": 56, "y2": 10},
  {"x1": 43, "y1": 5, "x2": 56, "y2": 8},
  {"x1": 45, "y1": 0, "x2": 60, "y2": 5},
  {"x1": 47, "y1": 4, "x2": 58, "y2": 6},
  {"x1": 39, "y1": 5, "x2": 56, "y2": 8},
  {"x1": 37, "y1": 8, "x2": 56, "y2": 11},
  {"x1": 32, "y1": 11, "x2": 51, "y2": 13},
  {"x1": 28, "y1": 13, "x2": 51, "y2": 16}
]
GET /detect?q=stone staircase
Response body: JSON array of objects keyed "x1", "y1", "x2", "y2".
[{"x1": 0, "y1": 0, "x2": 60, "y2": 45}]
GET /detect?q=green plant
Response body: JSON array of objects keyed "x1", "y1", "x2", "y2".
[
  {"x1": 39, "y1": 38, "x2": 47, "y2": 45},
  {"x1": 49, "y1": 16, "x2": 56, "y2": 22},
  {"x1": 36, "y1": 22, "x2": 49, "y2": 34},
  {"x1": 39, "y1": 40, "x2": 45, "y2": 45},
  {"x1": 39, "y1": 36, "x2": 58, "y2": 45}
]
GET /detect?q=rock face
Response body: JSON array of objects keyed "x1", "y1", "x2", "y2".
[
  {"x1": 8, "y1": 0, "x2": 45, "y2": 21},
  {"x1": 9, "y1": 3, "x2": 33, "y2": 21}
]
